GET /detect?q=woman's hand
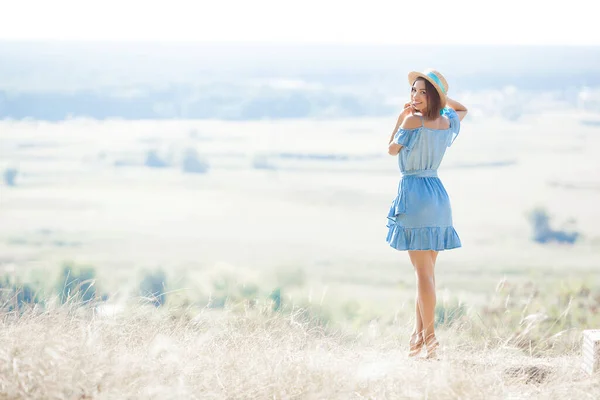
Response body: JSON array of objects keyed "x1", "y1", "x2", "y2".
[
  {"x1": 400, "y1": 102, "x2": 415, "y2": 119},
  {"x1": 388, "y1": 102, "x2": 415, "y2": 151}
]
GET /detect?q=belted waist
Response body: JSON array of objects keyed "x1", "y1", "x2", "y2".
[
  {"x1": 390, "y1": 169, "x2": 439, "y2": 217},
  {"x1": 401, "y1": 169, "x2": 438, "y2": 178}
]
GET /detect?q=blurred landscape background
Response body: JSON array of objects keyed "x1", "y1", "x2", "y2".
[
  {"x1": 1, "y1": 37, "x2": 600, "y2": 397},
  {"x1": 2, "y1": 42, "x2": 600, "y2": 120},
  {"x1": 1, "y1": 41, "x2": 599, "y2": 301}
]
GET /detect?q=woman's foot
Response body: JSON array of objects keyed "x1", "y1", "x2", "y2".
[
  {"x1": 408, "y1": 333, "x2": 424, "y2": 357},
  {"x1": 424, "y1": 334, "x2": 439, "y2": 360}
]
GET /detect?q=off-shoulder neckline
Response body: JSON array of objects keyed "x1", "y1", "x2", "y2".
[
  {"x1": 422, "y1": 126, "x2": 452, "y2": 132},
  {"x1": 400, "y1": 113, "x2": 452, "y2": 132},
  {"x1": 399, "y1": 126, "x2": 452, "y2": 132}
]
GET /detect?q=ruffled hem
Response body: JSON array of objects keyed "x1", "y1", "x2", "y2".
[{"x1": 386, "y1": 222, "x2": 462, "y2": 251}]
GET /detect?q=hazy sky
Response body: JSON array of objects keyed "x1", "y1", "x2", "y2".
[{"x1": 1, "y1": 0, "x2": 597, "y2": 45}]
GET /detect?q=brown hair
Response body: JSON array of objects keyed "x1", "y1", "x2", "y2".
[{"x1": 414, "y1": 78, "x2": 443, "y2": 120}]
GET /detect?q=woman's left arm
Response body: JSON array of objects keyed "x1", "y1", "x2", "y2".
[
  {"x1": 388, "y1": 103, "x2": 413, "y2": 155},
  {"x1": 388, "y1": 113, "x2": 404, "y2": 145},
  {"x1": 446, "y1": 97, "x2": 468, "y2": 121}
]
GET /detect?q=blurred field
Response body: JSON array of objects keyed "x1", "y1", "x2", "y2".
[
  {"x1": 1, "y1": 112, "x2": 600, "y2": 398},
  {"x1": 1, "y1": 112, "x2": 599, "y2": 305}
]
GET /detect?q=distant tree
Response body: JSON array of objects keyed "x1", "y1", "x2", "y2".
[
  {"x1": 139, "y1": 269, "x2": 167, "y2": 307},
  {"x1": 0, "y1": 276, "x2": 41, "y2": 311},
  {"x1": 56, "y1": 262, "x2": 97, "y2": 304},
  {"x1": 529, "y1": 208, "x2": 579, "y2": 244},
  {"x1": 3, "y1": 168, "x2": 18, "y2": 186},
  {"x1": 269, "y1": 288, "x2": 281, "y2": 311},
  {"x1": 144, "y1": 150, "x2": 169, "y2": 168},
  {"x1": 181, "y1": 148, "x2": 209, "y2": 174}
]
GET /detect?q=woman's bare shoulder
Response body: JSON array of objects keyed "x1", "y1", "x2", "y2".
[{"x1": 400, "y1": 115, "x2": 422, "y2": 130}]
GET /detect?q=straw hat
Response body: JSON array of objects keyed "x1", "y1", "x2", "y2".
[{"x1": 407, "y1": 69, "x2": 448, "y2": 108}]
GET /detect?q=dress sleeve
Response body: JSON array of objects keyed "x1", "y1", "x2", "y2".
[
  {"x1": 442, "y1": 107, "x2": 461, "y2": 146},
  {"x1": 393, "y1": 127, "x2": 420, "y2": 152}
]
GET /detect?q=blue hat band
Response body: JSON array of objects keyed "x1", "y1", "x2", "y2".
[{"x1": 426, "y1": 72, "x2": 446, "y2": 94}]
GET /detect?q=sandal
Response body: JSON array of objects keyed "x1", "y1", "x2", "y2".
[
  {"x1": 424, "y1": 334, "x2": 440, "y2": 360},
  {"x1": 408, "y1": 333, "x2": 424, "y2": 357}
]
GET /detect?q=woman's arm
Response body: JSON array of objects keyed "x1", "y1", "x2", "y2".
[
  {"x1": 388, "y1": 104, "x2": 413, "y2": 155},
  {"x1": 445, "y1": 97, "x2": 468, "y2": 121}
]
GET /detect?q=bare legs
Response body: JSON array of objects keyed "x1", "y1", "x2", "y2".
[{"x1": 408, "y1": 250, "x2": 439, "y2": 358}]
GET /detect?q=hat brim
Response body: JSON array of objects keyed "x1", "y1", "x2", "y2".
[{"x1": 408, "y1": 71, "x2": 447, "y2": 108}]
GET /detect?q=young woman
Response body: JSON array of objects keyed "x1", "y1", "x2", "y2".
[{"x1": 386, "y1": 69, "x2": 468, "y2": 359}]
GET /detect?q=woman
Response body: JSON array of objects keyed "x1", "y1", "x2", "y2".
[{"x1": 386, "y1": 69, "x2": 468, "y2": 359}]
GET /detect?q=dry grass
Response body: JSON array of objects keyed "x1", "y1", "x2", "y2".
[
  {"x1": 1, "y1": 297, "x2": 599, "y2": 400},
  {"x1": 1, "y1": 114, "x2": 600, "y2": 398}
]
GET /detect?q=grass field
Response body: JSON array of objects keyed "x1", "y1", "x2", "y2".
[{"x1": 1, "y1": 112, "x2": 600, "y2": 398}]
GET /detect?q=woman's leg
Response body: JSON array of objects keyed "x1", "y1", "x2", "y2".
[
  {"x1": 409, "y1": 250, "x2": 438, "y2": 347},
  {"x1": 411, "y1": 250, "x2": 438, "y2": 339},
  {"x1": 408, "y1": 283, "x2": 424, "y2": 356},
  {"x1": 412, "y1": 285, "x2": 423, "y2": 338}
]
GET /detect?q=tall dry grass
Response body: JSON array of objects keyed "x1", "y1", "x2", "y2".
[{"x1": 1, "y1": 284, "x2": 599, "y2": 400}]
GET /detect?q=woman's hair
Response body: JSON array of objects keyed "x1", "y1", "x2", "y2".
[{"x1": 414, "y1": 78, "x2": 443, "y2": 120}]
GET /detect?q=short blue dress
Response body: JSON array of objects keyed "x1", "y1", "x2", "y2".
[{"x1": 386, "y1": 107, "x2": 462, "y2": 251}]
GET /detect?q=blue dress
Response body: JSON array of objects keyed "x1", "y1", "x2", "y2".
[{"x1": 386, "y1": 107, "x2": 462, "y2": 251}]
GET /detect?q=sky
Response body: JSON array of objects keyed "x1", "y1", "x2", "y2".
[{"x1": 0, "y1": 0, "x2": 597, "y2": 46}]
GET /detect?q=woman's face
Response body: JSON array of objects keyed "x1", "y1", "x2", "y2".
[{"x1": 411, "y1": 79, "x2": 428, "y2": 112}]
